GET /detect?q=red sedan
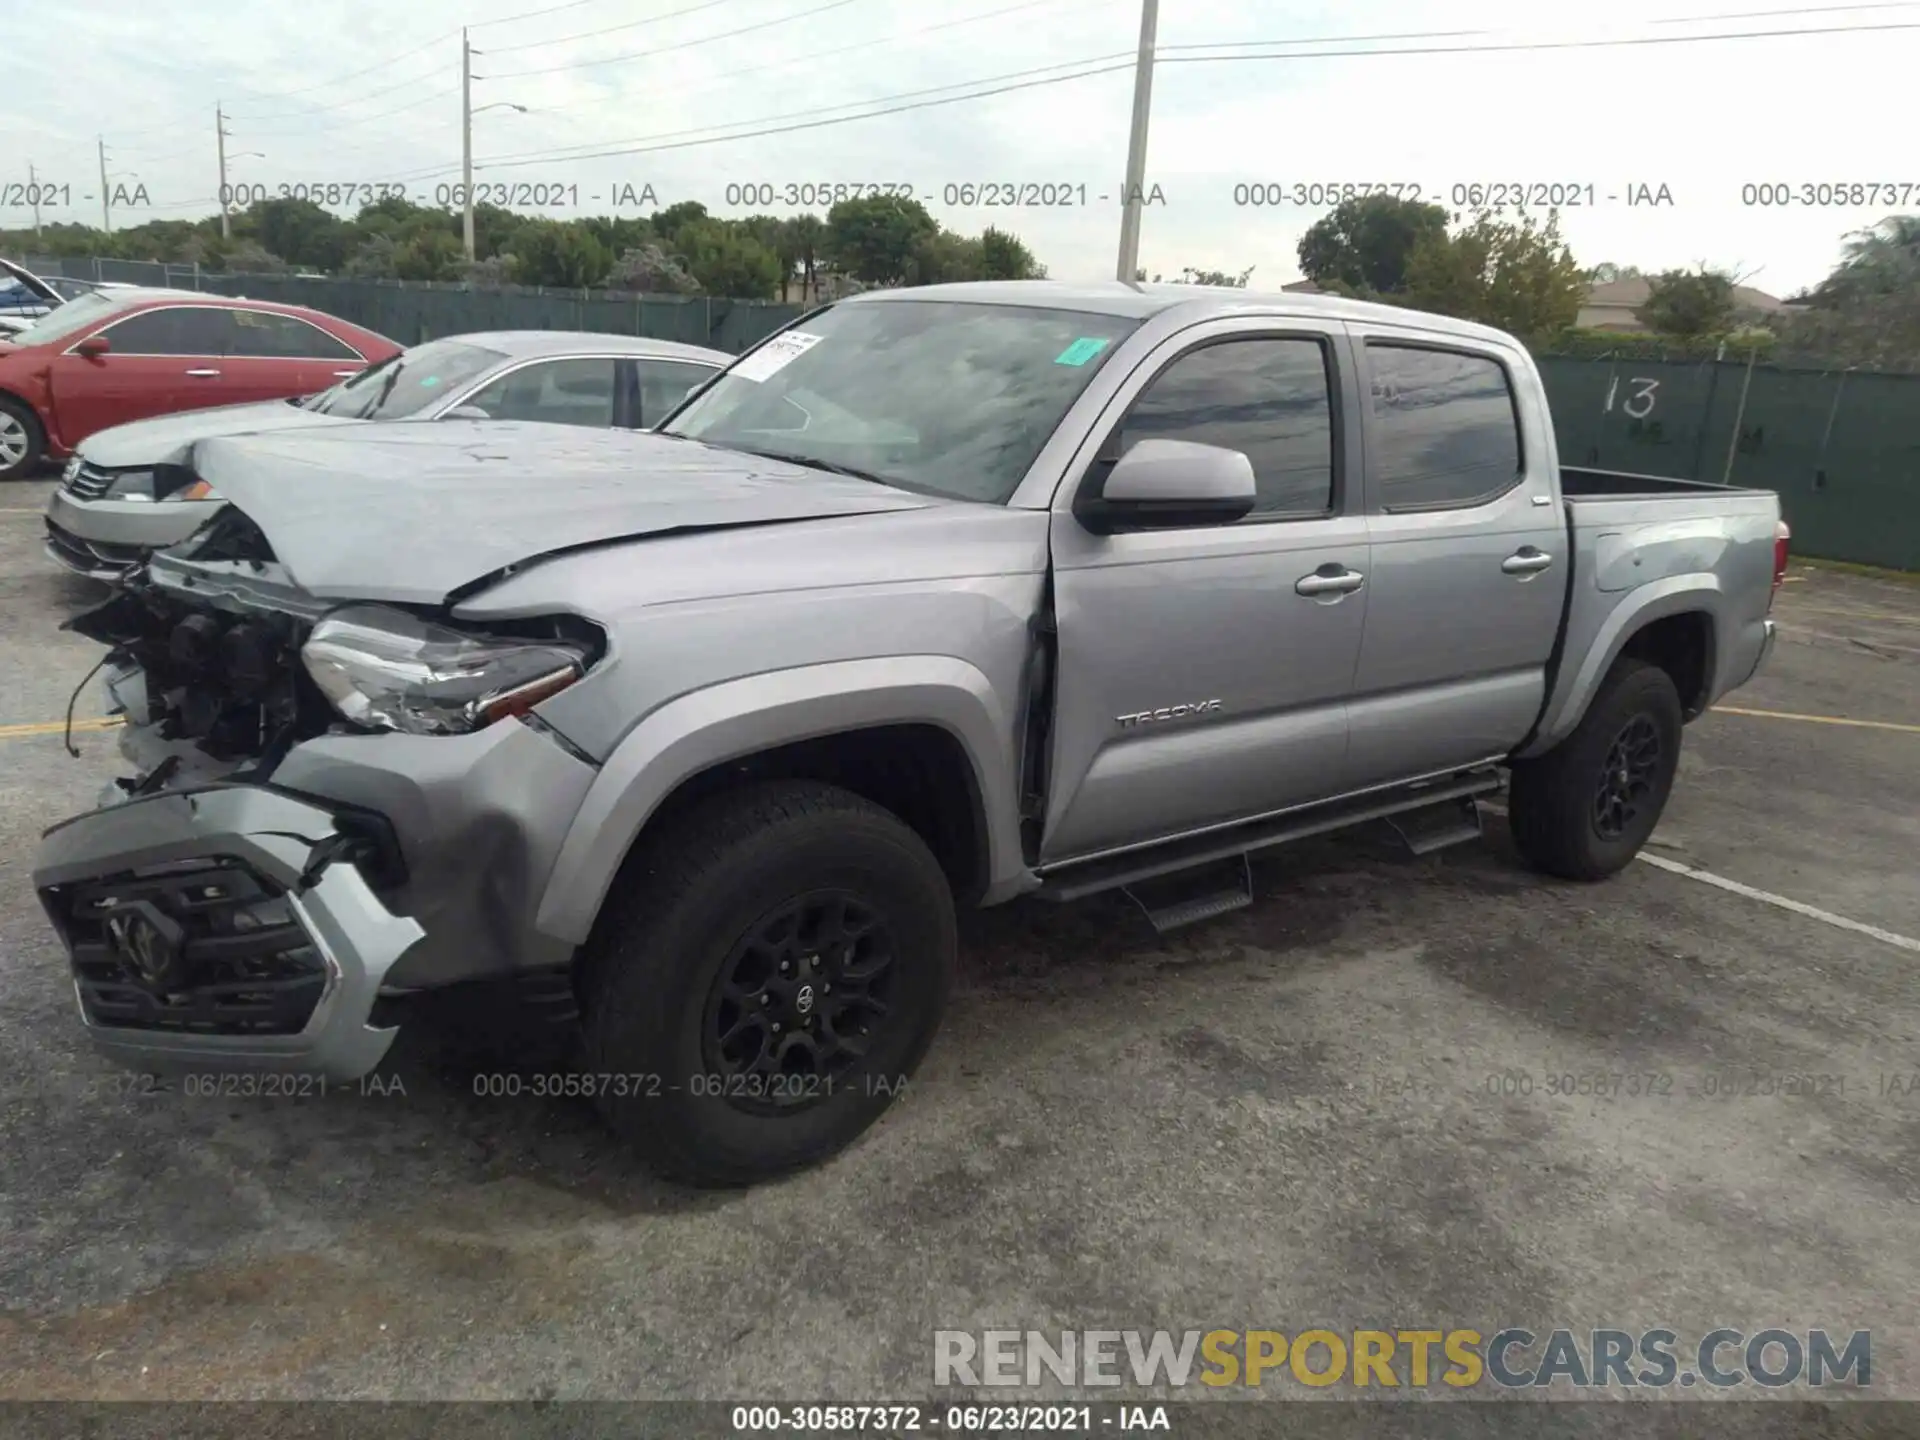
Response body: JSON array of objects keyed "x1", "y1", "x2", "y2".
[{"x1": 0, "y1": 288, "x2": 399, "y2": 480}]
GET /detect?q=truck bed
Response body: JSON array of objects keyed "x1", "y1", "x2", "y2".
[{"x1": 1560, "y1": 465, "x2": 1774, "y2": 500}]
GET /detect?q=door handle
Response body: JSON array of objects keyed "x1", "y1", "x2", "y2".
[
  {"x1": 184, "y1": 368, "x2": 221, "y2": 378},
  {"x1": 1502, "y1": 547, "x2": 1554, "y2": 575},
  {"x1": 1295, "y1": 567, "x2": 1367, "y2": 597}
]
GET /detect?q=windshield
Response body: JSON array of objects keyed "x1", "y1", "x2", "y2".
[
  {"x1": 6, "y1": 290, "x2": 125, "y2": 347},
  {"x1": 302, "y1": 338, "x2": 509, "y2": 419},
  {"x1": 660, "y1": 300, "x2": 1139, "y2": 504}
]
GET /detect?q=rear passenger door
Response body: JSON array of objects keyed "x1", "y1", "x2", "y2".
[
  {"x1": 1344, "y1": 330, "x2": 1565, "y2": 791},
  {"x1": 1043, "y1": 319, "x2": 1370, "y2": 863}
]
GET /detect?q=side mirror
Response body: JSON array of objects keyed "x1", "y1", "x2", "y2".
[
  {"x1": 1074, "y1": 438, "x2": 1257, "y2": 535},
  {"x1": 442, "y1": 405, "x2": 492, "y2": 421},
  {"x1": 74, "y1": 334, "x2": 112, "y2": 359}
]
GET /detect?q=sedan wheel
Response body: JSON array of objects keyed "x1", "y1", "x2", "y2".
[{"x1": 0, "y1": 399, "x2": 44, "y2": 481}]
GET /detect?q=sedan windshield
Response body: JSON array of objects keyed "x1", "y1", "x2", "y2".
[
  {"x1": 302, "y1": 338, "x2": 509, "y2": 419},
  {"x1": 7, "y1": 291, "x2": 125, "y2": 347},
  {"x1": 660, "y1": 300, "x2": 1139, "y2": 504}
]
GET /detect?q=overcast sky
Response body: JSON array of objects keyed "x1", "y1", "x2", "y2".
[{"x1": 4, "y1": 0, "x2": 1915, "y2": 295}]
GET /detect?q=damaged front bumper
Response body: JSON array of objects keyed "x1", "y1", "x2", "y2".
[{"x1": 33, "y1": 786, "x2": 424, "y2": 1081}]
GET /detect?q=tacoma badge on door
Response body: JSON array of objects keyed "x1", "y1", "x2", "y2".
[{"x1": 1116, "y1": 699, "x2": 1223, "y2": 728}]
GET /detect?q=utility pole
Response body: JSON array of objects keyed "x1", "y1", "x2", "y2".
[
  {"x1": 216, "y1": 103, "x2": 232, "y2": 239},
  {"x1": 28, "y1": 162, "x2": 42, "y2": 240},
  {"x1": 461, "y1": 28, "x2": 475, "y2": 263},
  {"x1": 98, "y1": 137, "x2": 112, "y2": 233},
  {"x1": 1114, "y1": 0, "x2": 1159, "y2": 282}
]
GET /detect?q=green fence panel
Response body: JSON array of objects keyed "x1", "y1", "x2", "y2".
[{"x1": 1538, "y1": 354, "x2": 1920, "y2": 570}]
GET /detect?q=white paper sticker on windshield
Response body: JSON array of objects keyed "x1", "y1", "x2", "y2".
[{"x1": 729, "y1": 329, "x2": 823, "y2": 383}]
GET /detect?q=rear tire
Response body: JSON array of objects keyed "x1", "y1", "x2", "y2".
[
  {"x1": 0, "y1": 396, "x2": 44, "y2": 481},
  {"x1": 580, "y1": 780, "x2": 956, "y2": 1186},
  {"x1": 1508, "y1": 659, "x2": 1682, "y2": 881}
]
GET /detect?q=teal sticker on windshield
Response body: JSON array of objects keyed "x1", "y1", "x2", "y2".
[
  {"x1": 1054, "y1": 336, "x2": 1111, "y2": 367},
  {"x1": 419, "y1": 375, "x2": 442, "y2": 387}
]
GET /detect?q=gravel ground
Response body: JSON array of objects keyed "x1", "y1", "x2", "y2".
[{"x1": 0, "y1": 477, "x2": 1915, "y2": 1420}]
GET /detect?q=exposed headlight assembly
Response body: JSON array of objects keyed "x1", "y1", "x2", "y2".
[
  {"x1": 301, "y1": 605, "x2": 589, "y2": 736},
  {"x1": 104, "y1": 469, "x2": 159, "y2": 501}
]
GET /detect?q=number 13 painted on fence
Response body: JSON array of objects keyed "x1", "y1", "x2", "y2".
[{"x1": 1604, "y1": 376, "x2": 1660, "y2": 419}]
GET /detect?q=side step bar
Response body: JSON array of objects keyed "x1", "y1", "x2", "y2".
[{"x1": 1034, "y1": 767, "x2": 1505, "y2": 908}]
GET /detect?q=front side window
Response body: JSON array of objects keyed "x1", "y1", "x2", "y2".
[
  {"x1": 662, "y1": 300, "x2": 1139, "y2": 503},
  {"x1": 303, "y1": 338, "x2": 508, "y2": 419},
  {"x1": 1115, "y1": 337, "x2": 1336, "y2": 517},
  {"x1": 227, "y1": 309, "x2": 359, "y2": 360},
  {"x1": 1365, "y1": 344, "x2": 1522, "y2": 510},
  {"x1": 99, "y1": 308, "x2": 202, "y2": 356},
  {"x1": 462, "y1": 358, "x2": 618, "y2": 428}
]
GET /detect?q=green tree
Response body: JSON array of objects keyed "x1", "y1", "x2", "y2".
[
  {"x1": 1775, "y1": 215, "x2": 1920, "y2": 369},
  {"x1": 1402, "y1": 207, "x2": 1586, "y2": 342},
  {"x1": 342, "y1": 234, "x2": 399, "y2": 279},
  {"x1": 1298, "y1": 194, "x2": 1450, "y2": 296},
  {"x1": 393, "y1": 230, "x2": 463, "y2": 282},
  {"x1": 676, "y1": 220, "x2": 782, "y2": 298},
  {"x1": 910, "y1": 230, "x2": 984, "y2": 285},
  {"x1": 1584, "y1": 262, "x2": 1644, "y2": 284},
  {"x1": 512, "y1": 219, "x2": 612, "y2": 287},
  {"x1": 650, "y1": 201, "x2": 712, "y2": 247},
  {"x1": 782, "y1": 214, "x2": 825, "y2": 299},
  {"x1": 978, "y1": 226, "x2": 1044, "y2": 280},
  {"x1": 1635, "y1": 267, "x2": 1739, "y2": 340},
  {"x1": 1151, "y1": 265, "x2": 1253, "y2": 286},
  {"x1": 606, "y1": 243, "x2": 700, "y2": 294},
  {"x1": 250, "y1": 198, "x2": 348, "y2": 272},
  {"x1": 824, "y1": 195, "x2": 939, "y2": 286}
]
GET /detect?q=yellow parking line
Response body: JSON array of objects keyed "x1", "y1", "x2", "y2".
[
  {"x1": 0, "y1": 716, "x2": 123, "y2": 741},
  {"x1": 1714, "y1": 705, "x2": 1920, "y2": 735}
]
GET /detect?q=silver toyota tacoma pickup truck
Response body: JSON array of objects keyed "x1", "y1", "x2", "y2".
[{"x1": 33, "y1": 282, "x2": 1787, "y2": 1184}]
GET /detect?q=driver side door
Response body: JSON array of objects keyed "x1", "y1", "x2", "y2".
[{"x1": 1042, "y1": 318, "x2": 1371, "y2": 864}]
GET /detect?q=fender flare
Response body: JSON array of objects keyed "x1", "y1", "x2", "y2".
[
  {"x1": 533, "y1": 655, "x2": 1022, "y2": 945},
  {"x1": 1518, "y1": 574, "x2": 1724, "y2": 759}
]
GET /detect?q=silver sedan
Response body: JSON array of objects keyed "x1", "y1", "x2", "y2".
[{"x1": 44, "y1": 330, "x2": 731, "y2": 580}]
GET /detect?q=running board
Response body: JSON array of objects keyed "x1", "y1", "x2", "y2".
[
  {"x1": 1122, "y1": 855, "x2": 1253, "y2": 935},
  {"x1": 1034, "y1": 768, "x2": 1504, "y2": 905},
  {"x1": 1386, "y1": 795, "x2": 1484, "y2": 856}
]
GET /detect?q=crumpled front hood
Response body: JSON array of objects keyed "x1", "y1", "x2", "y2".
[
  {"x1": 80, "y1": 399, "x2": 358, "y2": 466},
  {"x1": 186, "y1": 420, "x2": 936, "y2": 603}
]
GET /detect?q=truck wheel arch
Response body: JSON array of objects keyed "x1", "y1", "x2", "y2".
[
  {"x1": 1520, "y1": 578, "x2": 1723, "y2": 760},
  {"x1": 533, "y1": 656, "x2": 1023, "y2": 947}
]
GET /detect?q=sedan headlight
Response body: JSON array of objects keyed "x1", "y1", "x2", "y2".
[
  {"x1": 105, "y1": 469, "x2": 159, "y2": 502},
  {"x1": 301, "y1": 605, "x2": 589, "y2": 736}
]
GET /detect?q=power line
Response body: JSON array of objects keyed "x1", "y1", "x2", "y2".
[
  {"x1": 1155, "y1": 17, "x2": 1920, "y2": 64},
  {"x1": 478, "y1": 0, "x2": 1104, "y2": 120},
  {"x1": 482, "y1": 0, "x2": 742, "y2": 53},
  {"x1": 481, "y1": 0, "x2": 870, "y2": 78},
  {"x1": 429, "y1": 13, "x2": 1920, "y2": 176},
  {"x1": 1655, "y1": 1, "x2": 1919, "y2": 19},
  {"x1": 470, "y1": 0, "x2": 603, "y2": 27}
]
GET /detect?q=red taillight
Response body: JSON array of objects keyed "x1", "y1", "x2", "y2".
[{"x1": 1770, "y1": 520, "x2": 1791, "y2": 607}]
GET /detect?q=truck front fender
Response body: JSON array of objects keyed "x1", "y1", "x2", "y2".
[
  {"x1": 1518, "y1": 574, "x2": 1725, "y2": 760},
  {"x1": 533, "y1": 655, "x2": 1025, "y2": 945}
]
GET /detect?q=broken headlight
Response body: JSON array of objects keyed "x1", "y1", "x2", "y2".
[{"x1": 301, "y1": 605, "x2": 587, "y2": 736}]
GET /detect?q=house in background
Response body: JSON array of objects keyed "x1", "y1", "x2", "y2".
[{"x1": 1576, "y1": 277, "x2": 1802, "y2": 332}]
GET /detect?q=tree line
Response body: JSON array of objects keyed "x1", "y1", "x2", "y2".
[
  {"x1": 1274, "y1": 195, "x2": 1920, "y2": 370},
  {"x1": 0, "y1": 194, "x2": 1046, "y2": 299}
]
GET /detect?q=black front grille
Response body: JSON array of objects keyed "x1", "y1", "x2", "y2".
[
  {"x1": 53, "y1": 860, "x2": 330, "y2": 1036},
  {"x1": 64, "y1": 461, "x2": 117, "y2": 500},
  {"x1": 45, "y1": 519, "x2": 144, "y2": 573}
]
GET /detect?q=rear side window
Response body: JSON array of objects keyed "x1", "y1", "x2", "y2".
[
  {"x1": 636, "y1": 359, "x2": 718, "y2": 428},
  {"x1": 1117, "y1": 337, "x2": 1335, "y2": 517},
  {"x1": 1365, "y1": 344, "x2": 1522, "y2": 510},
  {"x1": 228, "y1": 309, "x2": 359, "y2": 360}
]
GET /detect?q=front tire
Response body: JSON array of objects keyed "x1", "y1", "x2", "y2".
[
  {"x1": 0, "y1": 397, "x2": 45, "y2": 481},
  {"x1": 580, "y1": 780, "x2": 956, "y2": 1186},
  {"x1": 1508, "y1": 658, "x2": 1683, "y2": 881}
]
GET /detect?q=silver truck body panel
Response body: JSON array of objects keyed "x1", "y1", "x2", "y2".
[{"x1": 30, "y1": 281, "x2": 1783, "y2": 1080}]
